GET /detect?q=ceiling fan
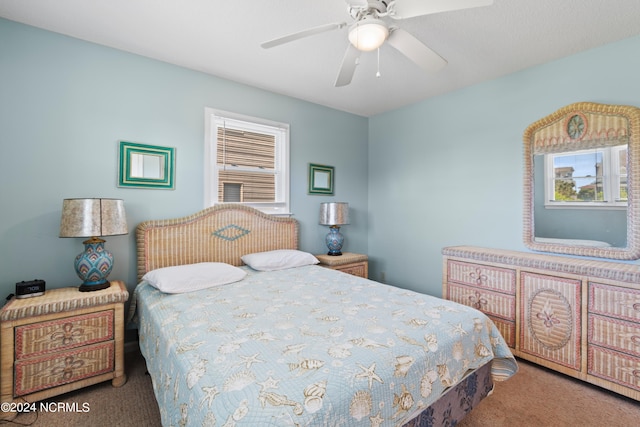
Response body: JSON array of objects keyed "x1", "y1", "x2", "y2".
[{"x1": 261, "y1": 0, "x2": 493, "y2": 87}]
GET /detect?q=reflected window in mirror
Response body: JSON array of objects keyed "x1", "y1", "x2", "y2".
[{"x1": 542, "y1": 146, "x2": 627, "y2": 207}]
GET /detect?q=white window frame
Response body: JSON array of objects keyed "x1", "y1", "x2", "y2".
[
  {"x1": 543, "y1": 145, "x2": 627, "y2": 209},
  {"x1": 204, "y1": 108, "x2": 290, "y2": 215}
]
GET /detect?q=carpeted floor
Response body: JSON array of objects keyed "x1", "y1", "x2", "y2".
[
  {"x1": 4, "y1": 351, "x2": 639, "y2": 426},
  {"x1": 458, "y1": 358, "x2": 640, "y2": 427}
]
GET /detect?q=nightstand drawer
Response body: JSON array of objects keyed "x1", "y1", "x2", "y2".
[
  {"x1": 333, "y1": 261, "x2": 368, "y2": 278},
  {"x1": 14, "y1": 341, "x2": 115, "y2": 396},
  {"x1": 15, "y1": 310, "x2": 114, "y2": 359},
  {"x1": 315, "y1": 253, "x2": 368, "y2": 278}
]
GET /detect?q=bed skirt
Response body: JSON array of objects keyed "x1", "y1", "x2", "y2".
[{"x1": 403, "y1": 361, "x2": 493, "y2": 426}]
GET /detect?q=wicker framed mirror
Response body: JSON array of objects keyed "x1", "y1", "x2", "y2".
[{"x1": 523, "y1": 102, "x2": 640, "y2": 259}]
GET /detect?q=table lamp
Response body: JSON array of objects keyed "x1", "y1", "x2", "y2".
[
  {"x1": 59, "y1": 198, "x2": 128, "y2": 291},
  {"x1": 319, "y1": 202, "x2": 349, "y2": 256}
]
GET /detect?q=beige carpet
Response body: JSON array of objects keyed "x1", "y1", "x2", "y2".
[
  {"x1": 6, "y1": 351, "x2": 640, "y2": 426},
  {"x1": 458, "y1": 359, "x2": 640, "y2": 427}
]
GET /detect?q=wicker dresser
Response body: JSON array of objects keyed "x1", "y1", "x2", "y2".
[
  {"x1": 442, "y1": 246, "x2": 640, "y2": 401},
  {"x1": 315, "y1": 252, "x2": 368, "y2": 278},
  {"x1": 0, "y1": 281, "x2": 128, "y2": 420}
]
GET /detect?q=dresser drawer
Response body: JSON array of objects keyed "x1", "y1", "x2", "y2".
[
  {"x1": 14, "y1": 341, "x2": 115, "y2": 396},
  {"x1": 588, "y1": 345, "x2": 640, "y2": 392},
  {"x1": 15, "y1": 310, "x2": 114, "y2": 359},
  {"x1": 519, "y1": 272, "x2": 582, "y2": 371},
  {"x1": 446, "y1": 282, "x2": 516, "y2": 321},
  {"x1": 446, "y1": 260, "x2": 516, "y2": 295},
  {"x1": 589, "y1": 314, "x2": 640, "y2": 358},
  {"x1": 488, "y1": 316, "x2": 516, "y2": 348},
  {"x1": 589, "y1": 282, "x2": 640, "y2": 323}
]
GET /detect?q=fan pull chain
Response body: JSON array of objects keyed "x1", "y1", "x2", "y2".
[{"x1": 376, "y1": 48, "x2": 381, "y2": 78}]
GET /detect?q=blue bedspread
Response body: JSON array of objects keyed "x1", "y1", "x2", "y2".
[{"x1": 135, "y1": 265, "x2": 517, "y2": 426}]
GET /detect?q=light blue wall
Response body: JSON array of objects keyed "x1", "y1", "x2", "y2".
[
  {"x1": 4, "y1": 17, "x2": 640, "y2": 302},
  {"x1": 368, "y1": 34, "x2": 640, "y2": 296},
  {"x1": 0, "y1": 19, "x2": 369, "y2": 298}
]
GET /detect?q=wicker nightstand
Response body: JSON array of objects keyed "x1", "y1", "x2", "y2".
[
  {"x1": 315, "y1": 252, "x2": 368, "y2": 278},
  {"x1": 0, "y1": 280, "x2": 128, "y2": 420}
]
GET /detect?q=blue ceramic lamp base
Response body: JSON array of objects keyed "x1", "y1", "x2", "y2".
[
  {"x1": 74, "y1": 237, "x2": 114, "y2": 292},
  {"x1": 325, "y1": 226, "x2": 344, "y2": 256}
]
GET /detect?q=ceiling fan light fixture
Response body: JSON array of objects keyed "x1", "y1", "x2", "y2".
[{"x1": 348, "y1": 18, "x2": 389, "y2": 52}]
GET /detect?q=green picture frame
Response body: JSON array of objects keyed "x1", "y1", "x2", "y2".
[
  {"x1": 308, "y1": 163, "x2": 334, "y2": 195},
  {"x1": 118, "y1": 141, "x2": 175, "y2": 189}
]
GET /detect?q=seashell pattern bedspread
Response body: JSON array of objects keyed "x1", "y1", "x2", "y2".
[{"x1": 135, "y1": 265, "x2": 517, "y2": 426}]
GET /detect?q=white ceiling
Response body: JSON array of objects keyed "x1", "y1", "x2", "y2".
[{"x1": 2, "y1": 0, "x2": 640, "y2": 117}]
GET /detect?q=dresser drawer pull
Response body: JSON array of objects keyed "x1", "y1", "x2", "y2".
[
  {"x1": 468, "y1": 269, "x2": 488, "y2": 286},
  {"x1": 536, "y1": 308, "x2": 561, "y2": 329},
  {"x1": 51, "y1": 356, "x2": 85, "y2": 380},
  {"x1": 51, "y1": 322, "x2": 83, "y2": 346},
  {"x1": 631, "y1": 335, "x2": 640, "y2": 346},
  {"x1": 468, "y1": 291, "x2": 488, "y2": 310},
  {"x1": 634, "y1": 302, "x2": 640, "y2": 312}
]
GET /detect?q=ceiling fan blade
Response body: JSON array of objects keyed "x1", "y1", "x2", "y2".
[
  {"x1": 390, "y1": 0, "x2": 493, "y2": 20},
  {"x1": 335, "y1": 44, "x2": 361, "y2": 87},
  {"x1": 261, "y1": 22, "x2": 346, "y2": 49},
  {"x1": 386, "y1": 28, "x2": 447, "y2": 73}
]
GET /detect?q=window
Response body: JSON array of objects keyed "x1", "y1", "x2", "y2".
[
  {"x1": 204, "y1": 108, "x2": 290, "y2": 215},
  {"x1": 544, "y1": 145, "x2": 627, "y2": 208}
]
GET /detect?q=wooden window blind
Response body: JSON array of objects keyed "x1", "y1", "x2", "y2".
[
  {"x1": 217, "y1": 127, "x2": 274, "y2": 169},
  {"x1": 217, "y1": 126, "x2": 276, "y2": 203}
]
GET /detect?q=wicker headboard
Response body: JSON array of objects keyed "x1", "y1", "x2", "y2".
[{"x1": 136, "y1": 204, "x2": 299, "y2": 282}]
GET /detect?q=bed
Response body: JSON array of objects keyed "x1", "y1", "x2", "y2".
[{"x1": 131, "y1": 204, "x2": 517, "y2": 426}]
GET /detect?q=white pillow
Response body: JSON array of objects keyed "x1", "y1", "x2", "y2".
[
  {"x1": 241, "y1": 249, "x2": 319, "y2": 271},
  {"x1": 142, "y1": 262, "x2": 247, "y2": 294}
]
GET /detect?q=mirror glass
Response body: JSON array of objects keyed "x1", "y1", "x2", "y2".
[
  {"x1": 130, "y1": 153, "x2": 165, "y2": 179},
  {"x1": 523, "y1": 102, "x2": 640, "y2": 259},
  {"x1": 314, "y1": 170, "x2": 330, "y2": 189},
  {"x1": 118, "y1": 141, "x2": 175, "y2": 189}
]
